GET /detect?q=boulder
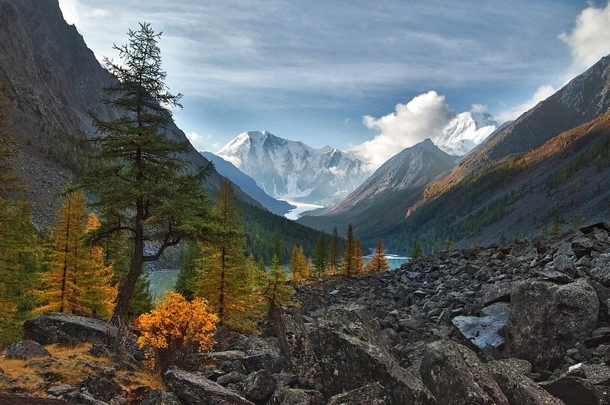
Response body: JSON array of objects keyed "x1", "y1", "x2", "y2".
[
  {"x1": 505, "y1": 279, "x2": 599, "y2": 371},
  {"x1": 487, "y1": 359, "x2": 566, "y2": 405},
  {"x1": 163, "y1": 369, "x2": 254, "y2": 405},
  {"x1": 540, "y1": 375, "x2": 599, "y2": 405},
  {"x1": 267, "y1": 386, "x2": 325, "y2": 405},
  {"x1": 420, "y1": 340, "x2": 509, "y2": 405},
  {"x1": 139, "y1": 389, "x2": 184, "y2": 405},
  {"x1": 4, "y1": 340, "x2": 51, "y2": 360},
  {"x1": 78, "y1": 375, "x2": 122, "y2": 402},
  {"x1": 327, "y1": 382, "x2": 388, "y2": 404},
  {"x1": 241, "y1": 370, "x2": 277, "y2": 404},
  {"x1": 452, "y1": 309, "x2": 509, "y2": 350},
  {"x1": 309, "y1": 305, "x2": 437, "y2": 404}
]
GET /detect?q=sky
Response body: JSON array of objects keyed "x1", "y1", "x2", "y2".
[{"x1": 58, "y1": 0, "x2": 610, "y2": 169}]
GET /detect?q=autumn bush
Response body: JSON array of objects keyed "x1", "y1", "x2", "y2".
[{"x1": 137, "y1": 291, "x2": 218, "y2": 372}]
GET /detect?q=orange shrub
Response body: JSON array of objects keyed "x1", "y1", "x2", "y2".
[{"x1": 137, "y1": 291, "x2": 218, "y2": 372}]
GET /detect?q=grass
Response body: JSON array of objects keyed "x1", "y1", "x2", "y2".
[{"x1": 0, "y1": 343, "x2": 163, "y2": 397}]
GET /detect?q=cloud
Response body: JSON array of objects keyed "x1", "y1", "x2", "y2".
[
  {"x1": 185, "y1": 132, "x2": 220, "y2": 152},
  {"x1": 496, "y1": 85, "x2": 556, "y2": 123},
  {"x1": 351, "y1": 91, "x2": 456, "y2": 171},
  {"x1": 559, "y1": 1, "x2": 610, "y2": 69}
]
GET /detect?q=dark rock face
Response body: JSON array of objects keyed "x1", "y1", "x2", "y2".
[
  {"x1": 541, "y1": 375, "x2": 599, "y2": 405},
  {"x1": 420, "y1": 340, "x2": 509, "y2": 405},
  {"x1": 241, "y1": 370, "x2": 277, "y2": 404},
  {"x1": 139, "y1": 389, "x2": 185, "y2": 405},
  {"x1": 4, "y1": 340, "x2": 51, "y2": 360},
  {"x1": 163, "y1": 369, "x2": 254, "y2": 405},
  {"x1": 505, "y1": 279, "x2": 599, "y2": 371},
  {"x1": 78, "y1": 375, "x2": 122, "y2": 402},
  {"x1": 326, "y1": 382, "x2": 389, "y2": 405}
]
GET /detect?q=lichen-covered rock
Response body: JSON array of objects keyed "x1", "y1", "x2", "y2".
[
  {"x1": 327, "y1": 382, "x2": 388, "y2": 405},
  {"x1": 420, "y1": 340, "x2": 509, "y2": 405},
  {"x1": 4, "y1": 340, "x2": 51, "y2": 360},
  {"x1": 163, "y1": 369, "x2": 254, "y2": 405},
  {"x1": 267, "y1": 386, "x2": 325, "y2": 405},
  {"x1": 139, "y1": 389, "x2": 184, "y2": 405},
  {"x1": 487, "y1": 359, "x2": 566, "y2": 405},
  {"x1": 540, "y1": 375, "x2": 599, "y2": 405},
  {"x1": 505, "y1": 279, "x2": 599, "y2": 371},
  {"x1": 309, "y1": 306, "x2": 437, "y2": 404},
  {"x1": 79, "y1": 375, "x2": 122, "y2": 402},
  {"x1": 241, "y1": 370, "x2": 277, "y2": 404}
]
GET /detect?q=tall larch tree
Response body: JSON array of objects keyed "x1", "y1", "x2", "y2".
[
  {"x1": 195, "y1": 179, "x2": 252, "y2": 331},
  {"x1": 368, "y1": 237, "x2": 389, "y2": 273},
  {"x1": 311, "y1": 233, "x2": 328, "y2": 276},
  {"x1": 79, "y1": 22, "x2": 211, "y2": 322},
  {"x1": 328, "y1": 226, "x2": 341, "y2": 274},
  {"x1": 0, "y1": 82, "x2": 40, "y2": 345},
  {"x1": 353, "y1": 238, "x2": 365, "y2": 275},
  {"x1": 340, "y1": 224, "x2": 356, "y2": 277},
  {"x1": 39, "y1": 190, "x2": 116, "y2": 318},
  {"x1": 289, "y1": 245, "x2": 308, "y2": 283}
]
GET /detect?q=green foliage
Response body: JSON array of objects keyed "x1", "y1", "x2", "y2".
[
  {"x1": 311, "y1": 233, "x2": 328, "y2": 276},
  {"x1": 174, "y1": 241, "x2": 200, "y2": 301},
  {"x1": 340, "y1": 223, "x2": 356, "y2": 277},
  {"x1": 79, "y1": 22, "x2": 212, "y2": 321},
  {"x1": 552, "y1": 208, "x2": 563, "y2": 235},
  {"x1": 256, "y1": 255, "x2": 293, "y2": 317},
  {"x1": 410, "y1": 241, "x2": 423, "y2": 260}
]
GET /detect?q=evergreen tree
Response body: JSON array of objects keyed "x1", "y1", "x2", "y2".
[
  {"x1": 410, "y1": 241, "x2": 423, "y2": 260},
  {"x1": 328, "y1": 226, "x2": 341, "y2": 274},
  {"x1": 79, "y1": 23, "x2": 211, "y2": 322},
  {"x1": 174, "y1": 240, "x2": 200, "y2": 301},
  {"x1": 368, "y1": 237, "x2": 389, "y2": 273},
  {"x1": 340, "y1": 224, "x2": 356, "y2": 277},
  {"x1": 257, "y1": 255, "x2": 293, "y2": 318},
  {"x1": 552, "y1": 208, "x2": 562, "y2": 235},
  {"x1": 195, "y1": 179, "x2": 252, "y2": 331},
  {"x1": 311, "y1": 234, "x2": 328, "y2": 276}
]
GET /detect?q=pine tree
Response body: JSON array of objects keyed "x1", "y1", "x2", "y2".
[
  {"x1": 328, "y1": 226, "x2": 341, "y2": 274},
  {"x1": 195, "y1": 179, "x2": 252, "y2": 331},
  {"x1": 174, "y1": 240, "x2": 200, "y2": 301},
  {"x1": 79, "y1": 23, "x2": 211, "y2": 322},
  {"x1": 312, "y1": 234, "x2": 328, "y2": 276},
  {"x1": 368, "y1": 237, "x2": 389, "y2": 273},
  {"x1": 340, "y1": 224, "x2": 356, "y2": 277},
  {"x1": 410, "y1": 241, "x2": 423, "y2": 260},
  {"x1": 258, "y1": 255, "x2": 293, "y2": 318}
]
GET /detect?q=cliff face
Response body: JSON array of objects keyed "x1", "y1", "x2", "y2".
[{"x1": 0, "y1": 0, "x2": 259, "y2": 226}]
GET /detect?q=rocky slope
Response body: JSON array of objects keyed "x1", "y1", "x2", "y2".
[{"x1": 6, "y1": 224, "x2": 610, "y2": 404}]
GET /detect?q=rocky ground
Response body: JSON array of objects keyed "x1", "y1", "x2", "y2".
[{"x1": 3, "y1": 223, "x2": 610, "y2": 404}]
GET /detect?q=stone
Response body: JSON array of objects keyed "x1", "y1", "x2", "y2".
[
  {"x1": 505, "y1": 279, "x2": 599, "y2": 371},
  {"x1": 47, "y1": 384, "x2": 73, "y2": 397},
  {"x1": 242, "y1": 370, "x2": 277, "y2": 404},
  {"x1": 327, "y1": 382, "x2": 389, "y2": 405},
  {"x1": 541, "y1": 375, "x2": 599, "y2": 405},
  {"x1": 163, "y1": 369, "x2": 254, "y2": 405},
  {"x1": 309, "y1": 306, "x2": 437, "y2": 404},
  {"x1": 452, "y1": 310, "x2": 509, "y2": 350},
  {"x1": 139, "y1": 389, "x2": 184, "y2": 405},
  {"x1": 216, "y1": 371, "x2": 246, "y2": 387},
  {"x1": 420, "y1": 340, "x2": 508, "y2": 405},
  {"x1": 487, "y1": 359, "x2": 566, "y2": 405},
  {"x1": 79, "y1": 375, "x2": 122, "y2": 402},
  {"x1": 267, "y1": 386, "x2": 325, "y2": 405},
  {"x1": 4, "y1": 340, "x2": 51, "y2": 360}
]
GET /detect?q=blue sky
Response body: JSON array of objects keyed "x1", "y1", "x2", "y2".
[{"x1": 59, "y1": 0, "x2": 610, "y2": 166}]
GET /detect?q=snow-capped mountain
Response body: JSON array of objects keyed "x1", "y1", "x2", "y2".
[
  {"x1": 433, "y1": 109, "x2": 498, "y2": 156},
  {"x1": 217, "y1": 131, "x2": 369, "y2": 206},
  {"x1": 201, "y1": 152, "x2": 296, "y2": 216}
]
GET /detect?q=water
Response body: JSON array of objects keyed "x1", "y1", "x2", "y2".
[
  {"x1": 364, "y1": 254, "x2": 410, "y2": 270},
  {"x1": 281, "y1": 199, "x2": 324, "y2": 220}
]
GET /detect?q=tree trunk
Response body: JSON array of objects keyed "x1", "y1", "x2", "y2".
[{"x1": 112, "y1": 223, "x2": 144, "y2": 323}]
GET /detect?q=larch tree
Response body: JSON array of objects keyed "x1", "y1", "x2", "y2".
[
  {"x1": 368, "y1": 237, "x2": 389, "y2": 273},
  {"x1": 0, "y1": 82, "x2": 40, "y2": 344},
  {"x1": 353, "y1": 238, "x2": 365, "y2": 276},
  {"x1": 39, "y1": 190, "x2": 116, "y2": 318},
  {"x1": 328, "y1": 226, "x2": 341, "y2": 274},
  {"x1": 195, "y1": 179, "x2": 252, "y2": 331},
  {"x1": 311, "y1": 234, "x2": 328, "y2": 276},
  {"x1": 79, "y1": 22, "x2": 211, "y2": 322},
  {"x1": 289, "y1": 245, "x2": 308, "y2": 283},
  {"x1": 340, "y1": 223, "x2": 356, "y2": 277},
  {"x1": 258, "y1": 255, "x2": 293, "y2": 318}
]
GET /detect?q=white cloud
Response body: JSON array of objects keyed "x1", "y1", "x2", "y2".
[
  {"x1": 185, "y1": 132, "x2": 219, "y2": 152},
  {"x1": 559, "y1": 1, "x2": 610, "y2": 69},
  {"x1": 351, "y1": 91, "x2": 456, "y2": 171},
  {"x1": 497, "y1": 85, "x2": 556, "y2": 123}
]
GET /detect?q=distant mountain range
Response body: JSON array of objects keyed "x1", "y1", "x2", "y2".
[
  {"x1": 217, "y1": 131, "x2": 369, "y2": 206},
  {"x1": 201, "y1": 152, "x2": 295, "y2": 216}
]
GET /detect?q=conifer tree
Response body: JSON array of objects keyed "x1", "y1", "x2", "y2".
[
  {"x1": 353, "y1": 238, "x2": 365, "y2": 275},
  {"x1": 328, "y1": 226, "x2": 341, "y2": 274},
  {"x1": 174, "y1": 240, "x2": 200, "y2": 301},
  {"x1": 258, "y1": 255, "x2": 293, "y2": 318},
  {"x1": 80, "y1": 22, "x2": 211, "y2": 322},
  {"x1": 195, "y1": 179, "x2": 252, "y2": 331},
  {"x1": 289, "y1": 245, "x2": 309, "y2": 283},
  {"x1": 340, "y1": 224, "x2": 356, "y2": 277},
  {"x1": 39, "y1": 190, "x2": 116, "y2": 318},
  {"x1": 368, "y1": 237, "x2": 389, "y2": 273},
  {"x1": 410, "y1": 241, "x2": 423, "y2": 259},
  {"x1": 312, "y1": 234, "x2": 328, "y2": 276}
]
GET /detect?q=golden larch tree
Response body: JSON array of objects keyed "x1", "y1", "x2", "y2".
[{"x1": 368, "y1": 237, "x2": 390, "y2": 273}]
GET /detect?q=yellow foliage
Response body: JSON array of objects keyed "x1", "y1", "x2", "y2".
[{"x1": 137, "y1": 291, "x2": 218, "y2": 372}]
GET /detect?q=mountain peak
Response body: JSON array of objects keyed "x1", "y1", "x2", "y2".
[{"x1": 432, "y1": 110, "x2": 498, "y2": 156}]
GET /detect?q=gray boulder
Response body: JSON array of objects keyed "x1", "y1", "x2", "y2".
[
  {"x1": 241, "y1": 370, "x2": 277, "y2": 404},
  {"x1": 452, "y1": 308, "x2": 509, "y2": 350},
  {"x1": 140, "y1": 389, "x2": 185, "y2": 405},
  {"x1": 327, "y1": 382, "x2": 388, "y2": 404},
  {"x1": 163, "y1": 369, "x2": 254, "y2": 405},
  {"x1": 267, "y1": 386, "x2": 325, "y2": 405},
  {"x1": 540, "y1": 375, "x2": 599, "y2": 405},
  {"x1": 420, "y1": 340, "x2": 509, "y2": 405},
  {"x1": 4, "y1": 340, "x2": 51, "y2": 360},
  {"x1": 505, "y1": 279, "x2": 599, "y2": 371}
]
